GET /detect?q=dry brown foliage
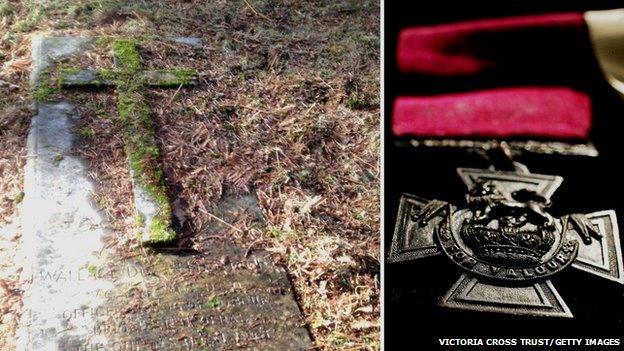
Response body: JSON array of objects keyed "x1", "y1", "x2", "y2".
[{"x1": 0, "y1": 1, "x2": 380, "y2": 349}]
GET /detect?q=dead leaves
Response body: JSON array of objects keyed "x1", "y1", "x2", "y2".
[
  {"x1": 0, "y1": 80, "x2": 19, "y2": 90},
  {"x1": 1, "y1": 35, "x2": 30, "y2": 78},
  {"x1": 0, "y1": 2, "x2": 381, "y2": 349},
  {"x1": 1, "y1": 57, "x2": 30, "y2": 76}
]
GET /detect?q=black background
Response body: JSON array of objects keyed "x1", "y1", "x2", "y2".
[{"x1": 384, "y1": 1, "x2": 624, "y2": 350}]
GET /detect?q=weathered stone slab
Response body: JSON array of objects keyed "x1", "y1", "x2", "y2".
[
  {"x1": 51, "y1": 193, "x2": 311, "y2": 350},
  {"x1": 30, "y1": 36, "x2": 92, "y2": 86},
  {"x1": 59, "y1": 69, "x2": 114, "y2": 87},
  {"x1": 18, "y1": 36, "x2": 311, "y2": 351},
  {"x1": 92, "y1": 245, "x2": 310, "y2": 350},
  {"x1": 171, "y1": 37, "x2": 203, "y2": 49},
  {"x1": 91, "y1": 192, "x2": 310, "y2": 350},
  {"x1": 60, "y1": 69, "x2": 198, "y2": 88},
  {"x1": 17, "y1": 36, "x2": 113, "y2": 351}
]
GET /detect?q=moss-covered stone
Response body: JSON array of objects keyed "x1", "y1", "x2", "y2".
[
  {"x1": 133, "y1": 212, "x2": 145, "y2": 227},
  {"x1": 98, "y1": 68, "x2": 123, "y2": 81},
  {"x1": 107, "y1": 39, "x2": 177, "y2": 245},
  {"x1": 142, "y1": 68, "x2": 197, "y2": 87},
  {"x1": 59, "y1": 67, "x2": 108, "y2": 88},
  {"x1": 59, "y1": 67, "x2": 81, "y2": 76},
  {"x1": 31, "y1": 70, "x2": 60, "y2": 102},
  {"x1": 117, "y1": 86, "x2": 174, "y2": 244},
  {"x1": 149, "y1": 216, "x2": 176, "y2": 243},
  {"x1": 58, "y1": 38, "x2": 198, "y2": 246},
  {"x1": 112, "y1": 39, "x2": 141, "y2": 72},
  {"x1": 108, "y1": 41, "x2": 173, "y2": 245}
]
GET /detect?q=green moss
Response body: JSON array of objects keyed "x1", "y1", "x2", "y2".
[
  {"x1": 79, "y1": 126, "x2": 95, "y2": 138},
  {"x1": 205, "y1": 296, "x2": 220, "y2": 308},
  {"x1": 95, "y1": 36, "x2": 112, "y2": 47},
  {"x1": 86, "y1": 264, "x2": 99, "y2": 277},
  {"x1": 112, "y1": 39, "x2": 142, "y2": 72},
  {"x1": 31, "y1": 71, "x2": 60, "y2": 102},
  {"x1": 149, "y1": 216, "x2": 176, "y2": 243},
  {"x1": 121, "y1": 114, "x2": 159, "y2": 174},
  {"x1": 31, "y1": 84, "x2": 56, "y2": 101},
  {"x1": 98, "y1": 68, "x2": 123, "y2": 82},
  {"x1": 13, "y1": 192, "x2": 24, "y2": 204},
  {"x1": 134, "y1": 212, "x2": 145, "y2": 227},
  {"x1": 60, "y1": 67, "x2": 81, "y2": 75},
  {"x1": 171, "y1": 68, "x2": 197, "y2": 83},
  {"x1": 117, "y1": 85, "x2": 175, "y2": 244}
]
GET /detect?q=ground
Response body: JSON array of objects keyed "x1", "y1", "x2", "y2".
[{"x1": 0, "y1": 1, "x2": 379, "y2": 350}]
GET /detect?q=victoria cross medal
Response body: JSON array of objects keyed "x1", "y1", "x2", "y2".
[{"x1": 389, "y1": 166, "x2": 624, "y2": 317}]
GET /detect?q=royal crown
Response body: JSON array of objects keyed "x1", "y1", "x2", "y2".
[{"x1": 461, "y1": 220, "x2": 556, "y2": 266}]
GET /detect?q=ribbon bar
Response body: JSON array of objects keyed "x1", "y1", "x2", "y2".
[
  {"x1": 397, "y1": 12, "x2": 588, "y2": 76},
  {"x1": 392, "y1": 87, "x2": 591, "y2": 140}
]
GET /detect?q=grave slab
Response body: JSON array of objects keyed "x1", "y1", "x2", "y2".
[
  {"x1": 18, "y1": 36, "x2": 312, "y2": 350},
  {"x1": 18, "y1": 36, "x2": 113, "y2": 351},
  {"x1": 85, "y1": 192, "x2": 312, "y2": 350}
]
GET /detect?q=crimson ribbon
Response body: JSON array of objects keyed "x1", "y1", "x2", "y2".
[
  {"x1": 393, "y1": 13, "x2": 593, "y2": 140},
  {"x1": 393, "y1": 87, "x2": 591, "y2": 139}
]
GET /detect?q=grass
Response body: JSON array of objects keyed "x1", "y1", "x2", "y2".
[{"x1": 0, "y1": 1, "x2": 380, "y2": 350}]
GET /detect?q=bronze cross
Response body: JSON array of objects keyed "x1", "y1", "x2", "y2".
[{"x1": 389, "y1": 167, "x2": 623, "y2": 317}]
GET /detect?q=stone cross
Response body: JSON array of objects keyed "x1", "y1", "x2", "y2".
[
  {"x1": 59, "y1": 39, "x2": 197, "y2": 244},
  {"x1": 21, "y1": 36, "x2": 310, "y2": 350}
]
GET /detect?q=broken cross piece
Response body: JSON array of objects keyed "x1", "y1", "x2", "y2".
[{"x1": 58, "y1": 39, "x2": 198, "y2": 244}]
